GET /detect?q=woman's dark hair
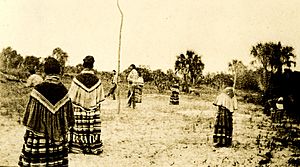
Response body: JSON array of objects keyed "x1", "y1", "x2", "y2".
[
  {"x1": 130, "y1": 64, "x2": 136, "y2": 69},
  {"x1": 44, "y1": 57, "x2": 61, "y2": 75},
  {"x1": 83, "y1": 55, "x2": 95, "y2": 69}
]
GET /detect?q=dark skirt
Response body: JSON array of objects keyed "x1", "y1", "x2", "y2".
[
  {"x1": 170, "y1": 91, "x2": 179, "y2": 105},
  {"x1": 213, "y1": 106, "x2": 233, "y2": 147},
  {"x1": 68, "y1": 107, "x2": 103, "y2": 155},
  {"x1": 18, "y1": 130, "x2": 68, "y2": 167}
]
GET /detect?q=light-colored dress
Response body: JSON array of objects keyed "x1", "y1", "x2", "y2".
[
  {"x1": 68, "y1": 70, "x2": 105, "y2": 154},
  {"x1": 127, "y1": 69, "x2": 139, "y2": 107}
]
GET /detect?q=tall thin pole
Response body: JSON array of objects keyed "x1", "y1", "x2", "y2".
[{"x1": 117, "y1": 0, "x2": 123, "y2": 114}]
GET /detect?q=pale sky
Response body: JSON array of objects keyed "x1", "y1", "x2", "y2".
[{"x1": 1, "y1": 0, "x2": 300, "y2": 73}]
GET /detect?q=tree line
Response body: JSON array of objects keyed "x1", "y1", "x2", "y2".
[{"x1": 0, "y1": 41, "x2": 297, "y2": 97}]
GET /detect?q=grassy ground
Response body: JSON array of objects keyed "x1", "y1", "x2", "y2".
[{"x1": 0, "y1": 80, "x2": 298, "y2": 166}]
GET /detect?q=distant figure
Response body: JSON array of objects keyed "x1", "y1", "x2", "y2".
[
  {"x1": 213, "y1": 87, "x2": 237, "y2": 147},
  {"x1": 135, "y1": 71, "x2": 144, "y2": 103},
  {"x1": 170, "y1": 79, "x2": 180, "y2": 105},
  {"x1": 18, "y1": 57, "x2": 75, "y2": 167},
  {"x1": 68, "y1": 55, "x2": 105, "y2": 155},
  {"x1": 271, "y1": 97, "x2": 285, "y2": 123},
  {"x1": 126, "y1": 64, "x2": 139, "y2": 108},
  {"x1": 25, "y1": 68, "x2": 43, "y2": 87},
  {"x1": 105, "y1": 70, "x2": 117, "y2": 100}
]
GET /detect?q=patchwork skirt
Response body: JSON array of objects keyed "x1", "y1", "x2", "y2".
[
  {"x1": 18, "y1": 130, "x2": 68, "y2": 167},
  {"x1": 213, "y1": 106, "x2": 233, "y2": 147},
  {"x1": 170, "y1": 91, "x2": 179, "y2": 105},
  {"x1": 135, "y1": 85, "x2": 143, "y2": 103},
  {"x1": 68, "y1": 106, "x2": 103, "y2": 155}
]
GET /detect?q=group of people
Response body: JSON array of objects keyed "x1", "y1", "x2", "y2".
[
  {"x1": 18, "y1": 55, "x2": 237, "y2": 166},
  {"x1": 19, "y1": 56, "x2": 106, "y2": 166},
  {"x1": 168, "y1": 81, "x2": 237, "y2": 147}
]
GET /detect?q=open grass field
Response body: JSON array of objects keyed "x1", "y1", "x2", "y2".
[{"x1": 0, "y1": 80, "x2": 298, "y2": 166}]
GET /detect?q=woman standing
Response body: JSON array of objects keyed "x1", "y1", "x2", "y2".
[
  {"x1": 126, "y1": 64, "x2": 139, "y2": 108},
  {"x1": 68, "y1": 56, "x2": 105, "y2": 155},
  {"x1": 170, "y1": 79, "x2": 180, "y2": 105},
  {"x1": 18, "y1": 57, "x2": 75, "y2": 167},
  {"x1": 213, "y1": 87, "x2": 237, "y2": 147},
  {"x1": 135, "y1": 71, "x2": 144, "y2": 103}
]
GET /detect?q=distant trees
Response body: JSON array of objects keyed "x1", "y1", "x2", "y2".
[
  {"x1": 0, "y1": 47, "x2": 23, "y2": 70},
  {"x1": 211, "y1": 73, "x2": 233, "y2": 90},
  {"x1": 227, "y1": 59, "x2": 260, "y2": 91},
  {"x1": 0, "y1": 46, "x2": 72, "y2": 76},
  {"x1": 137, "y1": 67, "x2": 153, "y2": 83},
  {"x1": 23, "y1": 56, "x2": 40, "y2": 70},
  {"x1": 250, "y1": 42, "x2": 296, "y2": 91},
  {"x1": 251, "y1": 42, "x2": 296, "y2": 74},
  {"x1": 1, "y1": 42, "x2": 296, "y2": 96},
  {"x1": 228, "y1": 59, "x2": 245, "y2": 89},
  {"x1": 52, "y1": 47, "x2": 68, "y2": 75},
  {"x1": 151, "y1": 69, "x2": 169, "y2": 92},
  {"x1": 175, "y1": 50, "x2": 205, "y2": 92}
]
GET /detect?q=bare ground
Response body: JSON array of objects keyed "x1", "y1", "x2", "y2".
[{"x1": 0, "y1": 93, "x2": 297, "y2": 167}]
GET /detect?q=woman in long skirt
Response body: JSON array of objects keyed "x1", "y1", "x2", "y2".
[
  {"x1": 68, "y1": 56, "x2": 105, "y2": 155},
  {"x1": 135, "y1": 74, "x2": 144, "y2": 103},
  {"x1": 213, "y1": 87, "x2": 237, "y2": 147},
  {"x1": 126, "y1": 64, "x2": 139, "y2": 108},
  {"x1": 18, "y1": 57, "x2": 75, "y2": 167},
  {"x1": 170, "y1": 82, "x2": 180, "y2": 105}
]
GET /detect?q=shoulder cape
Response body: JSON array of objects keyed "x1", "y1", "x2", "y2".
[
  {"x1": 68, "y1": 72, "x2": 105, "y2": 110},
  {"x1": 22, "y1": 82, "x2": 75, "y2": 141}
]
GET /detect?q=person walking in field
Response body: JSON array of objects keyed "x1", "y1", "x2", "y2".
[
  {"x1": 213, "y1": 87, "x2": 237, "y2": 147},
  {"x1": 135, "y1": 71, "x2": 144, "y2": 103},
  {"x1": 105, "y1": 70, "x2": 117, "y2": 100},
  {"x1": 126, "y1": 64, "x2": 139, "y2": 108},
  {"x1": 68, "y1": 55, "x2": 105, "y2": 155},
  {"x1": 170, "y1": 78, "x2": 180, "y2": 105},
  {"x1": 18, "y1": 57, "x2": 75, "y2": 167}
]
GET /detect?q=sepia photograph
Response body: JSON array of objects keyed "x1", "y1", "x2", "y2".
[{"x1": 0, "y1": 0, "x2": 300, "y2": 166}]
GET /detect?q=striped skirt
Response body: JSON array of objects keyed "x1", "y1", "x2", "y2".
[
  {"x1": 135, "y1": 85, "x2": 143, "y2": 103},
  {"x1": 170, "y1": 91, "x2": 179, "y2": 105},
  {"x1": 68, "y1": 106, "x2": 103, "y2": 155},
  {"x1": 213, "y1": 106, "x2": 233, "y2": 147},
  {"x1": 18, "y1": 130, "x2": 68, "y2": 167}
]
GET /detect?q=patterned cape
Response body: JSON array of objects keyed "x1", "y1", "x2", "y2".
[
  {"x1": 213, "y1": 92, "x2": 237, "y2": 112},
  {"x1": 68, "y1": 70, "x2": 105, "y2": 109},
  {"x1": 22, "y1": 80, "x2": 75, "y2": 142}
]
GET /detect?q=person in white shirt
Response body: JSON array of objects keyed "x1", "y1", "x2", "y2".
[
  {"x1": 25, "y1": 69, "x2": 43, "y2": 87},
  {"x1": 126, "y1": 64, "x2": 139, "y2": 108},
  {"x1": 213, "y1": 87, "x2": 237, "y2": 147}
]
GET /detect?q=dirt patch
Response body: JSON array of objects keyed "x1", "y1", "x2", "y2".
[{"x1": 0, "y1": 93, "x2": 297, "y2": 166}]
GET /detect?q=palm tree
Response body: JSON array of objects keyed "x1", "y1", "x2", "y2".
[
  {"x1": 175, "y1": 50, "x2": 205, "y2": 92},
  {"x1": 281, "y1": 45, "x2": 296, "y2": 69},
  {"x1": 250, "y1": 41, "x2": 296, "y2": 92}
]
